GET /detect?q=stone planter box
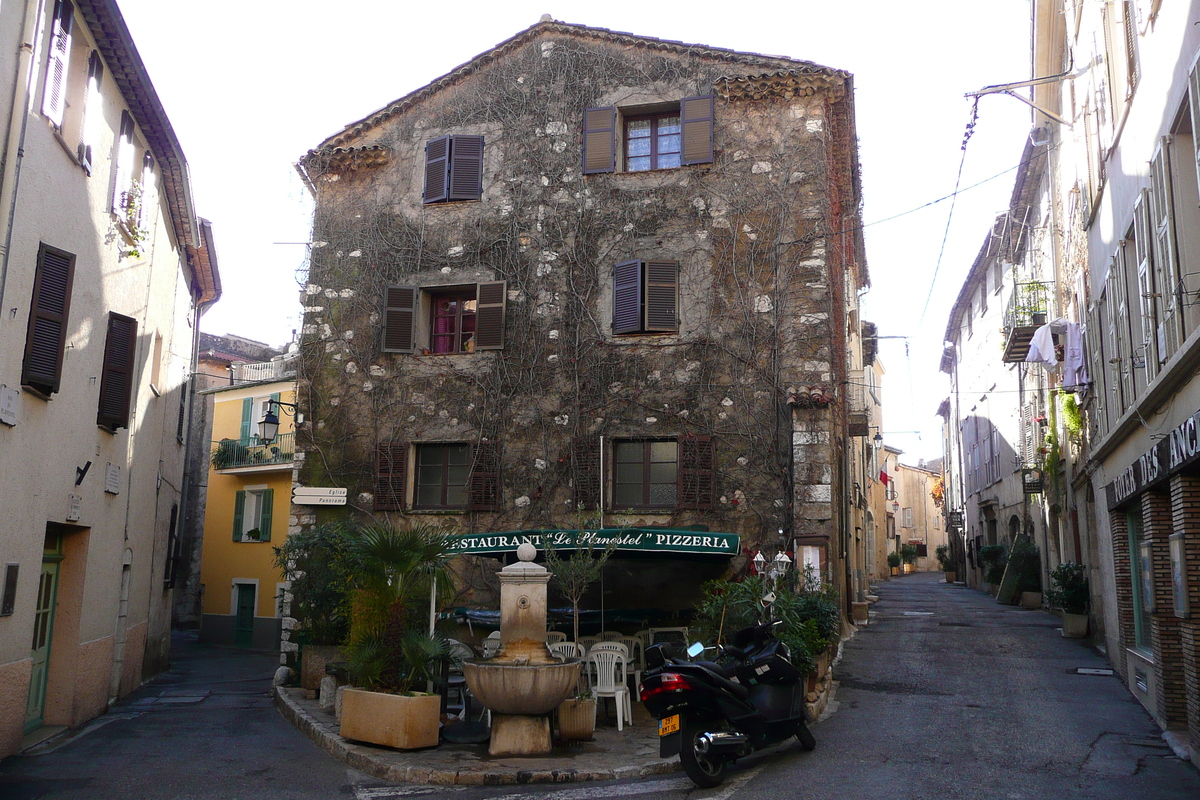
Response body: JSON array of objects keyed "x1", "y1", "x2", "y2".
[
  {"x1": 1061, "y1": 612, "x2": 1088, "y2": 638},
  {"x1": 556, "y1": 698, "x2": 596, "y2": 742},
  {"x1": 1019, "y1": 591, "x2": 1042, "y2": 610},
  {"x1": 944, "y1": 571, "x2": 956, "y2": 583},
  {"x1": 339, "y1": 688, "x2": 440, "y2": 750},
  {"x1": 851, "y1": 601, "x2": 869, "y2": 625},
  {"x1": 301, "y1": 645, "x2": 343, "y2": 691},
  {"x1": 890, "y1": 567, "x2": 900, "y2": 576}
]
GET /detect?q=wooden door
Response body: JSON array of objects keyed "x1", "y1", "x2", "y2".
[
  {"x1": 234, "y1": 584, "x2": 255, "y2": 647},
  {"x1": 24, "y1": 560, "x2": 59, "y2": 732}
]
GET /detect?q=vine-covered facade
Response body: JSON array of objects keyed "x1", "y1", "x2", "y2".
[{"x1": 290, "y1": 19, "x2": 869, "y2": 638}]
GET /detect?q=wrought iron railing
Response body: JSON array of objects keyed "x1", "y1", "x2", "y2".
[
  {"x1": 211, "y1": 432, "x2": 295, "y2": 470},
  {"x1": 1002, "y1": 281, "x2": 1052, "y2": 331}
]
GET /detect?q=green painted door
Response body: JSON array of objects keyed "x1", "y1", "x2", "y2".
[
  {"x1": 24, "y1": 560, "x2": 60, "y2": 733},
  {"x1": 234, "y1": 584, "x2": 255, "y2": 647}
]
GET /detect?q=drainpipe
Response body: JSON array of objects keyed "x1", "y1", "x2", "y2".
[{"x1": 0, "y1": 0, "x2": 48, "y2": 310}]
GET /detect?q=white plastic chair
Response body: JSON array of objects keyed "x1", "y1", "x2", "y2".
[
  {"x1": 549, "y1": 641, "x2": 583, "y2": 660},
  {"x1": 482, "y1": 631, "x2": 501, "y2": 658},
  {"x1": 586, "y1": 642, "x2": 628, "y2": 685},
  {"x1": 600, "y1": 630, "x2": 625, "y2": 641},
  {"x1": 577, "y1": 635, "x2": 599, "y2": 653},
  {"x1": 618, "y1": 637, "x2": 643, "y2": 689},
  {"x1": 587, "y1": 650, "x2": 631, "y2": 731},
  {"x1": 546, "y1": 631, "x2": 567, "y2": 644}
]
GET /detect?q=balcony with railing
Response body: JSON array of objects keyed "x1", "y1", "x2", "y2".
[
  {"x1": 211, "y1": 432, "x2": 295, "y2": 472},
  {"x1": 1002, "y1": 281, "x2": 1052, "y2": 362},
  {"x1": 231, "y1": 353, "x2": 297, "y2": 384},
  {"x1": 847, "y1": 368, "x2": 870, "y2": 437}
]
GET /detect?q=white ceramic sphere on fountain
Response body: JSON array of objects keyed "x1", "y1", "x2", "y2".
[{"x1": 517, "y1": 542, "x2": 537, "y2": 562}]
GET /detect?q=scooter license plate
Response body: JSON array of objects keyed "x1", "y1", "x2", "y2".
[{"x1": 659, "y1": 715, "x2": 680, "y2": 736}]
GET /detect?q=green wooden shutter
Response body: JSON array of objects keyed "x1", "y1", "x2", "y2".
[
  {"x1": 232, "y1": 490, "x2": 246, "y2": 541},
  {"x1": 239, "y1": 397, "x2": 253, "y2": 440},
  {"x1": 258, "y1": 489, "x2": 273, "y2": 542},
  {"x1": 474, "y1": 281, "x2": 506, "y2": 350},
  {"x1": 582, "y1": 107, "x2": 616, "y2": 174},
  {"x1": 680, "y1": 95, "x2": 715, "y2": 166}
]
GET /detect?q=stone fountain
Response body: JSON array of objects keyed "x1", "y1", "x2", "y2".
[{"x1": 463, "y1": 543, "x2": 581, "y2": 756}]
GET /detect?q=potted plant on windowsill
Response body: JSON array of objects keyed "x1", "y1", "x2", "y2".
[
  {"x1": 935, "y1": 544, "x2": 955, "y2": 583},
  {"x1": 887, "y1": 551, "x2": 901, "y2": 576},
  {"x1": 338, "y1": 522, "x2": 452, "y2": 750},
  {"x1": 1049, "y1": 562, "x2": 1089, "y2": 638}
]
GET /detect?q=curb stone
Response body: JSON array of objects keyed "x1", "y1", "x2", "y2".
[{"x1": 274, "y1": 686, "x2": 681, "y2": 785}]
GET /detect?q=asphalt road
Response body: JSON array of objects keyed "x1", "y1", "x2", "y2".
[{"x1": 3, "y1": 573, "x2": 1198, "y2": 800}]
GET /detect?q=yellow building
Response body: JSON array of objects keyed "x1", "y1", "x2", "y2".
[{"x1": 198, "y1": 367, "x2": 295, "y2": 649}]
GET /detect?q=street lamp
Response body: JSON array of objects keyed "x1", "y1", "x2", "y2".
[
  {"x1": 767, "y1": 551, "x2": 792, "y2": 583},
  {"x1": 258, "y1": 399, "x2": 298, "y2": 444},
  {"x1": 872, "y1": 431, "x2": 884, "y2": 450}
]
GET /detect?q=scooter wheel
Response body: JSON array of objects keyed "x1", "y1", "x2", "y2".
[
  {"x1": 795, "y1": 720, "x2": 816, "y2": 751},
  {"x1": 680, "y1": 719, "x2": 729, "y2": 789}
]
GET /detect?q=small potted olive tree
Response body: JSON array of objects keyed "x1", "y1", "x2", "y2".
[
  {"x1": 1050, "y1": 562, "x2": 1089, "y2": 638},
  {"x1": 936, "y1": 544, "x2": 956, "y2": 583}
]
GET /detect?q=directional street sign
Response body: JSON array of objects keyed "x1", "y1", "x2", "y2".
[{"x1": 292, "y1": 487, "x2": 347, "y2": 505}]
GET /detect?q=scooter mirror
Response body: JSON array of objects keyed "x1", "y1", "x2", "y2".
[{"x1": 686, "y1": 642, "x2": 705, "y2": 658}]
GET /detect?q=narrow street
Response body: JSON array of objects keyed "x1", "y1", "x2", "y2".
[{"x1": 3, "y1": 574, "x2": 1198, "y2": 800}]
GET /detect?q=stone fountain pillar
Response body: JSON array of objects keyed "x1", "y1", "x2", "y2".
[{"x1": 463, "y1": 543, "x2": 581, "y2": 756}]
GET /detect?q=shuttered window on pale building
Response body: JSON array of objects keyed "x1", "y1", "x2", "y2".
[
  {"x1": 22, "y1": 244, "x2": 75, "y2": 397},
  {"x1": 97, "y1": 312, "x2": 138, "y2": 432},
  {"x1": 612, "y1": 260, "x2": 678, "y2": 335},
  {"x1": 42, "y1": 0, "x2": 73, "y2": 129}
]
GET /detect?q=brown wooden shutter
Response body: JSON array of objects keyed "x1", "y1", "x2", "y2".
[
  {"x1": 382, "y1": 285, "x2": 418, "y2": 353},
  {"x1": 582, "y1": 107, "x2": 616, "y2": 174},
  {"x1": 97, "y1": 312, "x2": 138, "y2": 431},
  {"x1": 474, "y1": 281, "x2": 506, "y2": 350},
  {"x1": 448, "y1": 135, "x2": 484, "y2": 200},
  {"x1": 22, "y1": 243, "x2": 76, "y2": 396},
  {"x1": 42, "y1": 0, "x2": 73, "y2": 128},
  {"x1": 678, "y1": 435, "x2": 715, "y2": 510},
  {"x1": 571, "y1": 436, "x2": 601, "y2": 510},
  {"x1": 644, "y1": 260, "x2": 679, "y2": 332},
  {"x1": 374, "y1": 441, "x2": 408, "y2": 511},
  {"x1": 468, "y1": 440, "x2": 501, "y2": 511},
  {"x1": 423, "y1": 136, "x2": 450, "y2": 203},
  {"x1": 612, "y1": 260, "x2": 643, "y2": 334},
  {"x1": 680, "y1": 95, "x2": 714, "y2": 166}
]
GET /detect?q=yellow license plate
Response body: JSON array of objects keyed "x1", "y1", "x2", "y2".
[{"x1": 659, "y1": 715, "x2": 680, "y2": 736}]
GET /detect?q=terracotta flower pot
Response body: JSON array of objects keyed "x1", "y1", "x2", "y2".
[{"x1": 339, "y1": 688, "x2": 440, "y2": 750}]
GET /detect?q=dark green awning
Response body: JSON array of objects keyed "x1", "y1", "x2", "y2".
[{"x1": 447, "y1": 528, "x2": 739, "y2": 558}]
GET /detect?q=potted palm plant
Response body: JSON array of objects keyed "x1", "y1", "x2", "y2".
[
  {"x1": 544, "y1": 534, "x2": 616, "y2": 742},
  {"x1": 1049, "y1": 562, "x2": 1089, "y2": 638},
  {"x1": 935, "y1": 544, "x2": 955, "y2": 583},
  {"x1": 338, "y1": 522, "x2": 452, "y2": 750}
]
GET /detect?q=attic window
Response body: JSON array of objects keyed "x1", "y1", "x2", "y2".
[{"x1": 423, "y1": 135, "x2": 483, "y2": 203}]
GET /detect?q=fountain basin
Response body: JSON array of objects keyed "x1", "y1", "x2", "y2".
[{"x1": 463, "y1": 658, "x2": 581, "y2": 715}]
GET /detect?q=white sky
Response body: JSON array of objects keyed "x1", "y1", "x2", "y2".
[{"x1": 117, "y1": 0, "x2": 1034, "y2": 464}]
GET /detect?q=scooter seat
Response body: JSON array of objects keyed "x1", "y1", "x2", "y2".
[{"x1": 692, "y1": 661, "x2": 750, "y2": 701}]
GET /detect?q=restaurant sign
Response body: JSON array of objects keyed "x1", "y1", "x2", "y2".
[
  {"x1": 447, "y1": 528, "x2": 740, "y2": 557},
  {"x1": 1106, "y1": 409, "x2": 1200, "y2": 509}
]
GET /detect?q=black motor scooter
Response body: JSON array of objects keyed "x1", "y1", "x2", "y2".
[{"x1": 638, "y1": 618, "x2": 816, "y2": 787}]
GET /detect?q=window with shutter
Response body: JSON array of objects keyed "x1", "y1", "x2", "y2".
[
  {"x1": 22, "y1": 244, "x2": 75, "y2": 397},
  {"x1": 233, "y1": 488, "x2": 272, "y2": 542},
  {"x1": 1149, "y1": 139, "x2": 1182, "y2": 362},
  {"x1": 468, "y1": 440, "x2": 501, "y2": 511},
  {"x1": 424, "y1": 135, "x2": 483, "y2": 204},
  {"x1": 374, "y1": 441, "x2": 408, "y2": 511},
  {"x1": 78, "y1": 51, "x2": 102, "y2": 173},
  {"x1": 583, "y1": 107, "x2": 616, "y2": 174},
  {"x1": 614, "y1": 440, "x2": 677, "y2": 509},
  {"x1": 232, "y1": 490, "x2": 246, "y2": 541},
  {"x1": 164, "y1": 505, "x2": 178, "y2": 588},
  {"x1": 678, "y1": 435, "x2": 715, "y2": 510},
  {"x1": 112, "y1": 112, "x2": 136, "y2": 215},
  {"x1": 97, "y1": 312, "x2": 138, "y2": 431},
  {"x1": 680, "y1": 95, "x2": 715, "y2": 166},
  {"x1": 239, "y1": 397, "x2": 253, "y2": 441},
  {"x1": 414, "y1": 443, "x2": 470, "y2": 509},
  {"x1": 42, "y1": 0, "x2": 73, "y2": 129},
  {"x1": 1132, "y1": 193, "x2": 1158, "y2": 379},
  {"x1": 571, "y1": 436, "x2": 601, "y2": 510},
  {"x1": 258, "y1": 488, "x2": 274, "y2": 542},
  {"x1": 612, "y1": 260, "x2": 678, "y2": 335},
  {"x1": 176, "y1": 376, "x2": 188, "y2": 443}
]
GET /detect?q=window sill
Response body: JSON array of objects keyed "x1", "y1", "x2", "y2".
[
  {"x1": 51, "y1": 127, "x2": 88, "y2": 174},
  {"x1": 20, "y1": 384, "x2": 52, "y2": 402},
  {"x1": 408, "y1": 508, "x2": 468, "y2": 515}
]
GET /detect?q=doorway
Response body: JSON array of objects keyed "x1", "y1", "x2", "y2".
[
  {"x1": 234, "y1": 583, "x2": 255, "y2": 647},
  {"x1": 24, "y1": 533, "x2": 63, "y2": 733}
]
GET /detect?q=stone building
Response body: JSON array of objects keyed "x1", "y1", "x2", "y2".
[
  {"x1": 291, "y1": 18, "x2": 869, "y2": 641},
  {"x1": 0, "y1": 0, "x2": 219, "y2": 755}
]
